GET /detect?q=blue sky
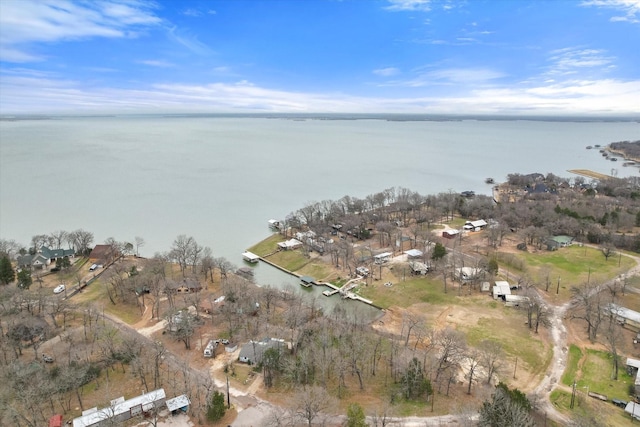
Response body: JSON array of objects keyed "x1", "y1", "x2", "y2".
[{"x1": 0, "y1": 0, "x2": 638, "y2": 115}]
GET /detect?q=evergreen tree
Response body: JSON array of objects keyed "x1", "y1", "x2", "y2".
[
  {"x1": 206, "y1": 391, "x2": 226, "y2": 422},
  {"x1": 479, "y1": 382, "x2": 534, "y2": 427},
  {"x1": 487, "y1": 258, "x2": 499, "y2": 276},
  {"x1": 346, "y1": 403, "x2": 367, "y2": 427},
  {"x1": 431, "y1": 242, "x2": 447, "y2": 261},
  {"x1": 400, "y1": 357, "x2": 432, "y2": 400},
  {"x1": 17, "y1": 269, "x2": 32, "y2": 289},
  {"x1": 0, "y1": 256, "x2": 15, "y2": 285}
]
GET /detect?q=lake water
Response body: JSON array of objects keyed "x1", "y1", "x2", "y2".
[{"x1": 1, "y1": 115, "x2": 639, "y2": 302}]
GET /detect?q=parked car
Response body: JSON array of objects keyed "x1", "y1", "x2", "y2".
[
  {"x1": 89, "y1": 264, "x2": 98, "y2": 271},
  {"x1": 53, "y1": 284, "x2": 65, "y2": 294},
  {"x1": 42, "y1": 354, "x2": 54, "y2": 363}
]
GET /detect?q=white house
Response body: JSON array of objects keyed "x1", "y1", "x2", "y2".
[
  {"x1": 463, "y1": 219, "x2": 488, "y2": 231},
  {"x1": 492, "y1": 281, "x2": 511, "y2": 300},
  {"x1": 277, "y1": 239, "x2": 302, "y2": 250}
]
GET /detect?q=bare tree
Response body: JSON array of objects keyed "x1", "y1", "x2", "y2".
[
  {"x1": 293, "y1": 385, "x2": 334, "y2": 427},
  {"x1": 479, "y1": 339, "x2": 503, "y2": 385},
  {"x1": 134, "y1": 236, "x2": 145, "y2": 256},
  {"x1": 570, "y1": 281, "x2": 605, "y2": 341}
]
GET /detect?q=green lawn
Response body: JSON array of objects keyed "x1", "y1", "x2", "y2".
[
  {"x1": 465, "y1": 315, "x2": 552, "y2": 376},
  {"x1": 562, "y1": 345, "x2": 584, "y2": 387},
  {"x1": 500, "y1": 245, "x2": 634, "y2": 300},
  {"x1": 359, "y1": 276, "x2": 461, "y2": 309},
  {"x1": 577, "y1": 349, "x2": 634, "y2": 401},
  {"x1": 247, "y1": 234, "x2": 282, "y2": 256}
]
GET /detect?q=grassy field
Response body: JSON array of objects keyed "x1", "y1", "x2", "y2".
[
  {"x1": 577, "y1": 349, "x2": 634, "y2": 401},
  {"x1": 550, "y1": 387, "x2": 631, "y2": 426},
  {"x1": 499, "y1": 245, "x2": 634, "y2": 301},
  {"x1": 247, "y1": 234, "x2": 282, "y2": 256},
  {"x1": 562, "y1": 345, "x2": 584, "y2": 387},
  {"x1": 360, "y1": 275, "x2": 462, "y2": 309},
  {"x1": 464, "y1": 314, "x2": 552, "y2": 377}
]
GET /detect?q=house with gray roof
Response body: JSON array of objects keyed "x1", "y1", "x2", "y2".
[{"x1": 238, "y1": 338, "x2": 286, "y2": 365}]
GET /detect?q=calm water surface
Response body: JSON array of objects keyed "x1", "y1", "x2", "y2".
[{"x1": 1, "y1": 116, "x2": 638, "y2": 301}]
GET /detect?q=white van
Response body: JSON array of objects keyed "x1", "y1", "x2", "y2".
[{"x1": 203, "y1": 340, "x2": 217, "y2": 358}]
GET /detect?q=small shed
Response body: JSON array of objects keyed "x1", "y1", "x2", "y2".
[
  {"x1": 49, "y1": 415, "x2": 63, "y2": 427},
  {"x1": 442, "y1": 229, "x2": 460, "y2": 239},
  {"x1": 404, "y1": 249, "x2": 423, "y2": 259},
  {"x1": 481, "y1": 282, "x2": 491, "y2": 292},
  {"x1": 625, "y1": 401, "x2": 640, "y2": 420},
  {"x1": 166, "y1": 395, "x2": 191, "y2": 414}
]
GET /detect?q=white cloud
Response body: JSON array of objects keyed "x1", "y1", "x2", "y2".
[
  {"x1": 546, "y1": 48, "x2": 615, "y2": 76},
  {"x1": 385, "y1": 0, "x2": 432, "y2": 12},
  {"x1": 167, "y1": 27, "x2": 213, "y2": 56},
  {"x1": 182, "y1": 9, "x2": 203, "y2": 17},
  {"x1": 0, "y1": 0, "x2": 161, "y2": 63},
  {"x1": 1, "y1": 66, "x2": 637, "y2": 116},
  {"x1": 581, "y1": 0, "x2": 640, "y2": 23},
  {"x1": 381, "y1": 67, "x2": 505, "y2": 87},
  {"x1": 138, "y1": 60, "x2": 174, "y2": 68},
  {"x1": 373, "y1": 67, "x2": 400, "y2": 77}
]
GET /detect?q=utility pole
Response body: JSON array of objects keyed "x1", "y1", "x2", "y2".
[
  {"x1": 556, "y1": 277, "x2": 561, "y2": 295},
  {"x1": 570, "y1": 380, "x2": 577, "y2": 409},
  {"x1": 513, "y1": 357, "x2": 518, "y2": 379},
  {"x1": 226, "y1": 373, "x2": 231, "y2": 409}
]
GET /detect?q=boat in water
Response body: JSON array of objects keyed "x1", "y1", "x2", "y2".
[{"x1": 485, "y1": 177, "x2": 495, "y2": 184}]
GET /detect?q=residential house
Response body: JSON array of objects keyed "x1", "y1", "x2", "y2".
[
  {"x1": 72, "y1": 389, "x2": 166, "y2": 427},
  {"x1": 17, "y1": 246, "x2": 75, "y2": 270},
  {"x1": 492, "y1": 281, "x2": 512, "y2": 300},
  {"x1": 238, "y1": 338, "x2": 286, "y2": 365},
  {"x1": 463, "y1": 219, "x2": 488, "y2": 231},
  {"x1": 277, "y1": 239, "x2": 302, "y2": 251},
  {"x1": 546, "y1": 235, "x2": 575, "y2": 251}
]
